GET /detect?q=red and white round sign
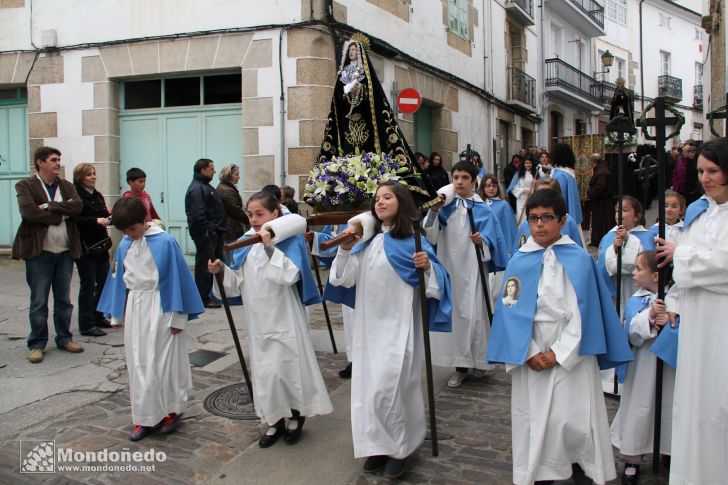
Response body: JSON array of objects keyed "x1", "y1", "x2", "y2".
[{"x1": 397, "y1": 88, "x2": 421, "y2": 114}]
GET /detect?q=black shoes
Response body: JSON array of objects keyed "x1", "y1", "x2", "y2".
[
  {"x1": 362, "y1": 455, "x2": 388, "y2": 473},
  {"x1": 621, "y1": 464, "x2": 640, "y2": 485},
  {"x1": 81, "y1": 327, "x2": 107, "y2": 337},
  {"x1": 258, "y1": 419, "x2": 285, "y2": 448},
  {"x1": 382, "y1": 458, "x2": 408, "y2": 479},
  {"x1": 96, "y1": 318, "x2": 113, "y2": 328},
  {"x1": 204, "y1": 300, "x2": 222, "y2": 309},
  {"x1": 572, "y1": 463, "x2": 593, "y2": 485},
  {"x1": 284, "y1": 409, "x2": 305, "y2": 445},
  {"x1": 339, "y1": 363, "x2": 352, "y2": 379}
]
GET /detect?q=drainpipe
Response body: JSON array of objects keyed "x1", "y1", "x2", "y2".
[
  {"x1": 539, "y1": 0, "x2": 546, "y2": 147},
  {"x1": 639, "y1": 0, "x2": 645, "y2": 114},
  {"x1": 278, "y1": 27, "x2": 287, "y2": 187}
]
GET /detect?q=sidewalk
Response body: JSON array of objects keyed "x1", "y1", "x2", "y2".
[{"x1": 0, "y1": 244, "x2": 669, "y2": 484}]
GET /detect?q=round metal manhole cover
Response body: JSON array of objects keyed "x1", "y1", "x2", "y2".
[{"x1": 203, "y1": 383, "x2": 258, "y2": 420}]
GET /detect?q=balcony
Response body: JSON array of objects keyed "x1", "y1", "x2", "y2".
[
  {"x1": 505, "y1": 0, "x2": 535, "y2": 25},
  {"x1": 658, "y1": 75, "x2": 682, "y2": 103},
  {"x1": 506, "y1": 67, "x2": 536, "y2": 111},
  {"x1": 546, "y1": 0, "x2": 605, "y2": 37},
  {"x1": 545, "y1": 58, "x2": 603, "y2": 110},
  {"x1": 596, "y1": 80, "x2": 636, "y2": 108},
  {"x1": 693, "y1": 84, "x2": 703, "y2": 110}
]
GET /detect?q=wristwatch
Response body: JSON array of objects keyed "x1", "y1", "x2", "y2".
[{"x1": 42, "y1": 203, "x2": 49, "y2": 211}]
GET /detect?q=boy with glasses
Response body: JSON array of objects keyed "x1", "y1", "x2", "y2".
[{"x1": 488, "y1": 189, "x2": 631, "y2": 485}]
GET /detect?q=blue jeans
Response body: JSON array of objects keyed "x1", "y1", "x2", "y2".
[
  {"x1": 26, "y1": 251, "x2": 75, "y2": 349},
  {"x1": 76, "y1": 254, "x2": 110, "y2": 333}
]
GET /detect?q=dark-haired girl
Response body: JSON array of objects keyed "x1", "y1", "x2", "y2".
[
  {"x1": 208, "y1": 192, "x2": 332, "y2": 448},
  {"x1": 329, "y1": 182, "x2": 452, "y2": 479}
]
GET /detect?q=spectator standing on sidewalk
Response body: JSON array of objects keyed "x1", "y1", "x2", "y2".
[
  {"x1": 73, "y1": 163, "x2": 113, "y2": 337},
  {"x1": 185, "y1": 158, "x2": 226, "y2": 309},
  {"x1": 12, "y1": 146, "x2": 84, "y2": 363},
  {"x1": 216, "y1": 164, "x2": 249, "y2": 264}
]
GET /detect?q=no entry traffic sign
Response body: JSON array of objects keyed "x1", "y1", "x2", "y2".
[{"x1": 397, "y1": 88, "x2": 421, "y2": 114}]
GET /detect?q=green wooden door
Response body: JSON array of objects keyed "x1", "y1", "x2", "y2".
[
  {"x1": 413, "y1": 105, "x2": 432, "y2": 156},
  {"x1": 120, "y1": 107, "x2": 242, "y2": 256},
  {"x1": 0, "y1": 103, "x2": 29, "y2": 247}
]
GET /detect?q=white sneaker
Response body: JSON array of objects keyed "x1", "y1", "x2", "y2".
[{"x1": 447, "y1": 371, "x2": 468, "y2": 388}]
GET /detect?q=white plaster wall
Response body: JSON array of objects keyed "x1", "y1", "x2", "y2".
[
  {"x1": 338, "y1": 0, "x2": 487, "y2": 89},
  {"x1": 630, "y1": 2, "x2": 704, "y2": 101},
  {"x1": 491, "y1": 4, "x2": 508, "y2": 101},
  {"x1": 452, "y1": 89, "x2": 490, "y2": 167},
  {"x1": 41, "y1": 50, "x2": 96, "y2": 172},
  {"x1": 544, "y1": 10, "x2": 595, "y2": 75},
  {"x1": 1, "y1": 0, "x2": 303, "y2": 51}
]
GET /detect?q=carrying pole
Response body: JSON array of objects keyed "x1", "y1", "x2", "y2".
[
  {"x1": 208, "y1": 238, "x2": 254, "y2": 404},
  {"x1": 466, "y1": 203, "x2": 494, "y2": 323},
  {"x1": 412, "y1": 218, "x2": 439, "y2": 457}
]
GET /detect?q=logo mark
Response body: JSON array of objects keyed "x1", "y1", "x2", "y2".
[{"x1": 20, "y1": 440, "x2": 55, "y2": 473}]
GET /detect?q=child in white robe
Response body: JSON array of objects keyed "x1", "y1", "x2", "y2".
[
  {"x1": 488, "y1": 189, "x2": 625, "y2": 485},
  {"x1": 610, "y1": 251, "x2": 675, "y2": 484},
  {"x1": 329, "y1": 181, "x2": 451, "y2": 480},
  {"x1": 424, "y1": 162, "x2": 507, "y2": 388},
  {"x1": 597, "y1": 196, "x2": 655, "y2": 395},
  {"x1": 98, "y1": 197, "x2": 203, "y2": 441},
  {"x1": 209, "y1": 192, "x2": 332, "y2": 448}
]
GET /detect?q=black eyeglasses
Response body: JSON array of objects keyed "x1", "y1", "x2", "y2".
[{"x1": 527, "y1": 214, "x2": 558, "y2": 223}]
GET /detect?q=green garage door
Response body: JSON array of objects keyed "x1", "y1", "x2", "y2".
[
  {"x1": 0, "y1": 90, "x2": 29, "y2": 247},
  {"x1": 120, "y1": 107, "x2": 242, "y2": 256}
]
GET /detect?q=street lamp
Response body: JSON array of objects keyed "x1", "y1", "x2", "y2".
[{"x1": 594, "y1": 49, "x2": 615, "y2": 78}]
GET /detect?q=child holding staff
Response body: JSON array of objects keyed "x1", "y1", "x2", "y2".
[
  {"x1": 208, "y1": 192, "x2": 332, "y2": 448},
  {"x1": 424, "y1": 162, "x2": 508, "y2": 388},
  {"x1": 329, "y1": 181, "x2": 452, "y2": 479}
]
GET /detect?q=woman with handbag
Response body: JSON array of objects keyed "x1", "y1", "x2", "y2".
[{"x1": 73, "y1": 163, "x2": 113, "y2": 337}]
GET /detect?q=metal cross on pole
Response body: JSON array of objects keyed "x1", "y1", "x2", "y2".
[
  {"x1": 707, "y1": 92, "x2": 728, "y2": 138},
  {"x1": 633, "y1": 154, "x2": 658, "y2": 215},
  {"x1": 606, "y1": 82, "x2": 637, "y2": 396},
  {"x1": 636, "y1": 95, "x2": 684, "y2": 473}
]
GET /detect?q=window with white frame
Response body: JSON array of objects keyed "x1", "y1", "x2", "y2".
[
  {"x1": 448, "y1": 0, "x2": 469, "y2": 40},
  {"x1": 694, "y1": 28, "x2": 704, "y2": 41},
  {"x1": 695, "y1": 62, "x2": 703, "y2": 85},
  {"x1": 616, "y1": 58, "x2": 625, "y2": 81},
  {"x1": 660, "y1": 51, "x2": 671, "y2": 76},
  {"x1": 606, "y1": 0, "x2": 627, "y2": 25},
  {"x1": 551, "y1": 24, "x2": 562, "y2": 58},
  {"x1": 659, "y1": 13, "x2": 671, "y2": 29}
]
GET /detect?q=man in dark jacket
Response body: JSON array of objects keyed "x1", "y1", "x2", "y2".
[
  {"x1": 185, "y1": 158, "x2": 226, "y2": 308},
  {"x1": 13, "y1": 146, "x2": 84, "y2": 363}
]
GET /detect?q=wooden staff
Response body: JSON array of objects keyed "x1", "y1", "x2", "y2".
[
  {"x1": 411, "y1": 217, "x2": 439, "y2": 457},
  {"x1": 223, "y1": 228, "x2": 276, "y2": 252},
  {"x1": 208, "y1": 237, "x2": 254, "y2": 404},
  {"x1": 319, "y1": 225, "x2": 363, "y2": 251},
  {"x1": 307, "y1": 226, "x2": 337, "y2": 354},
  {"x1": 465, "y1": 201, "x2": 493, "y2": 323}
]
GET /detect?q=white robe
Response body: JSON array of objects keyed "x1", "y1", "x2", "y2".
[
  {"x1": 665, "y1": 197, "x2": 728, "y2": 485},
  {"x1": 425, "y1": 197, "x2": 492, "y2": 370},
  {"x1": 512, "y1": 172, "x2": 534, "y2": 222},
  {"x1": 219, "y1": 243, "x2": 333, "y2": 425},
  {"x1": 509, "y1": 237, "x2": 616, "y2": 485},
  {"x1": 610, "y1": 289, "x2": 674, "y2": 458},
  {"x1": 330, "y1": 230, "x2": 441, "y2": 459},
  {"x1": 603, "y1": 225, "x2": 649, "y2": 394},
  {"x1": 117, "y1": 225, "x2": 192, "y2": 427}
]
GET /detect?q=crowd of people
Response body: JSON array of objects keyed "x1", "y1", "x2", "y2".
[{"x1": 11, "y1": 137, "x2": 727, "y2": 484}]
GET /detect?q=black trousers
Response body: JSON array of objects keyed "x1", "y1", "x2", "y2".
[
  {"x1": 75, "y1": 253, "x2": 110, "y2": 332},
  {"x1": 191, "y1": 231, "x2": 225, "y2": 303}
]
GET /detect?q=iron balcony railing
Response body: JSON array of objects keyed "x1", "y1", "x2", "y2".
[
  {"x1": 545, "y1": 58, "x2": 601, "y2": 104},
  {"x1": 693, "y1": 84, "x2": 703, "y2": 109},
  {"x1": 567, "y1": 0, "x2": 605, "y2": 28},
  {"x1": 597, "y1": 80, "x2": 636, "y2": 107},
  {"x1": 658, "y1": 75, "x2": 683, "y2": 102},
  {"x1": 507, "y1": 66, "x2": 536, "y2": 108},
  {"x1": 509, "y1": 0, "x2": 533, "y2": 17}
]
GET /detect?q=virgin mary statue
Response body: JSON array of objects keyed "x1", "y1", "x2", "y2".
[{"x1": 318, "y1": 34, "x2": 438, "y2": 209}]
